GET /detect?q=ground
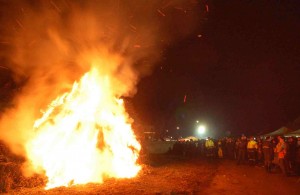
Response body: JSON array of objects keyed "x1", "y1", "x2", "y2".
[{"x1": 5, "y1": 155, "x2": 300, "y2": 195}]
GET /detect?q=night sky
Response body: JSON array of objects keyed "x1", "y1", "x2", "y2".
[{"x1": 132, "y1": 0, "x2": 300, "y2": 137}]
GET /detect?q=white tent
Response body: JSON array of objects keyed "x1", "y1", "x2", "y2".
[
  {"x1": 179, "y1": 136, "x2": 199, "y2": 141},
  {"x1": 263, "y1": 126, "x2": 293, "y2": 137},
  {"x1": 284, "y1": 129, "x2": 300, "y2": 137}
]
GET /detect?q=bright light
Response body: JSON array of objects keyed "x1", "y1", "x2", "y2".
[{"x1": 197, "y1": 125, "x2": 206, "y2": 134}]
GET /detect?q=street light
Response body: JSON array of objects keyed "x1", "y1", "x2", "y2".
[{"x1": 197, "y1": 125, "x2": 206, "y2": 135}]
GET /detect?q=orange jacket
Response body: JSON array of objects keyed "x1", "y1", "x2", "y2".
[{"x1": 275, "y1": 142, "x2": 286, "y2": 159}]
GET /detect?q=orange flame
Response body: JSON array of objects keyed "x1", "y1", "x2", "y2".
[{"x1": 25, "y1": 66, "x2": 141, "y2": 189}]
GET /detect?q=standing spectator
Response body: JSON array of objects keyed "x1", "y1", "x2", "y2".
[
  {"x1": 205, "y1": 137, "x2": 215, "y2": 158},
  {"x1": 200, "y1": 139, "x2": 206, "y2": 157},
  {"x1": 296, "y1": 137, "x2": 300, "y2": 175},
  {"x1": 275, "y1": 136, "x2": 288, "y2": 175},
  {"x1": 257, "y1": 138, "x2": 263, "y2": 165},
  {"x1": 234, "y1": 138, "x2": 240, "y2": 160},
  {"x1": 286, "y1": 137, "x2": 297, "y2": 175},
  {"x1": 217, "y1": 139, "x2": 223, "y2": 158},
  {"x1": 237, "y1": 135, "x2": 247, "y2": 165},
  {"x1": 247, "y1": 136, "x2": 258, "y2": 165},
  {"x1": 262, "y1": 136, "x2": 273, "y2": 172},
  {"x1": 226, "y1": 138, "x2": 235, "y2": 159}
]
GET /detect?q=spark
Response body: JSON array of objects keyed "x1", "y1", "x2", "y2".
[
  {"x1": 157, "y1": 9, "x2": 166, "y2": 17},
  {"x1": 0, "y1": 66, "x2": 9, "y2": 70},
  {"x1": 50, "y1": 1, "x2": 61, "y2": 13},
  {"x1": 174, "y1": 7, "x2": 186, "y2": 13},
  {"x1": 205, "y1": 5, "x2": 209, "y2": 12},
  {"x1": 129, "y1": 25, "x2": 137, "y2": 32},
  {"x1": 16, "y1": 19, "x2": 24, "y2": 29}
]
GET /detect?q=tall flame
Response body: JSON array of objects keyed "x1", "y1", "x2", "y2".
[{"x1": 25, "y1": 65, "x2": 141, "y2": 189}]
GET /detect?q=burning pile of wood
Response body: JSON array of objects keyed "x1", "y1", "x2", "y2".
[{"x1": 0, "y1": 141, "x2": 45, "y2": 192}]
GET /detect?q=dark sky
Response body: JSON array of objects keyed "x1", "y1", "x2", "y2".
[{"x1": 132, "y1": 0, "x2": 300, "y2": 137}]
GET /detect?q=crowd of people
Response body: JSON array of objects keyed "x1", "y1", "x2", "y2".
[{"x1": 169, "y1": 135, "x2": 300, "y2": 176}]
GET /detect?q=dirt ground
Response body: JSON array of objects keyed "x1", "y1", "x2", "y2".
[{"x1": 4, "y1": 155, "x2": 300, "y2": 195}]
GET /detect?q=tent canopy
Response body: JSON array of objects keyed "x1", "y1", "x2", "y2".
[
  {"x1": 263, "y1": 126, "x2": 293, "y2": 137},
  {"x1": 284, "y1": 129, "x2": 300, "y2": 137},
  {"x1": 179, "y1": 136, "x2": 199, "y2": 141}
]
